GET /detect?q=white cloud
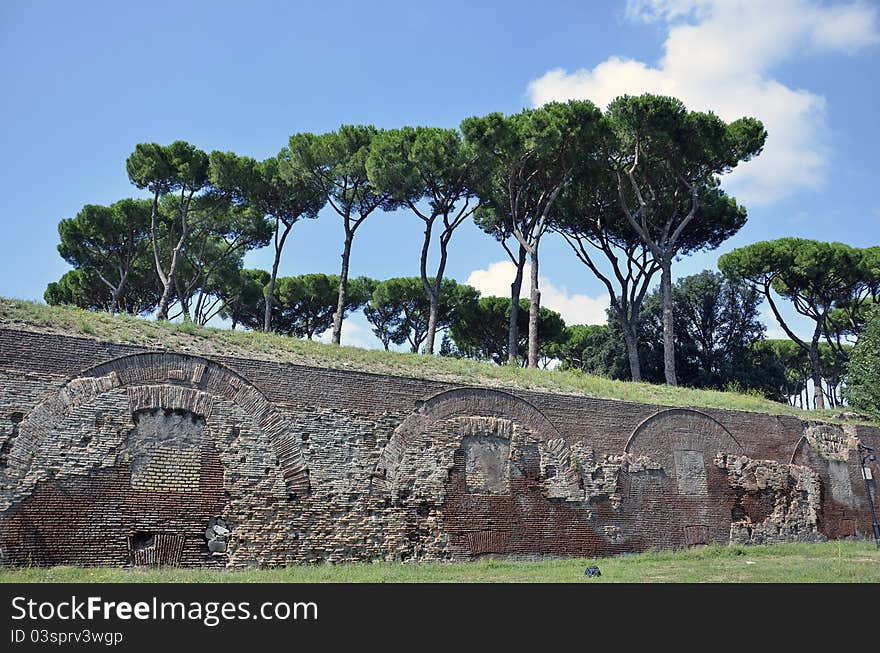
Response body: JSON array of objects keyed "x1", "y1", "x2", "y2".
[
  {"x1": 316, "y1": 314, "x2": 380, "y2": 350},
  {"x1": 528, "y1": 0, "x2": 879, "y2": 205},
  {"x1": 466, "y1": 260, "x2": 610, "y2": 325}
]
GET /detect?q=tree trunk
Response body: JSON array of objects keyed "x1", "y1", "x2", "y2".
[
  {"x1": 155, "y1": 214, "x2": 188, "y2": 322},
  {"x1": 263, "y1": 266, "x2": 278, "y2": 333},
  {"x1": 527, "y1": 246, "x2": 541, "y2": 369},
  {"x1": 420, "y1": 218, "x2": 439, "y2": 356},
  {"x1": 155, "y1": 258, "x2": 178, "y2": 321},
  {"x1": 175, "y1": 276, "x2": 191, "y2": 322},
  {"x1": 156, "y1": 246, "x2": 183, "y2": 321},
  {"x1": 809, "y1": 346, "x2": 825, "y2": 410},
  {"x1": 148, "y1": 188, "x2": 171, "y2": 321},
  {"x1": 331, "y1": 232, "x2": 353, "y2": 346},
  {"x1": 108, "y1": 268, "x2": 129, "y2": 316},
  {"x1": 264, "y1": 221, "x2": 293, "y2": 333},
  {"x1": 621, "y1": 322, "x2": 642, "y2": 382},
  {"x1": 424, "y1": 293, "x2": 439, "y2": 355},
  {"x1": 660, "y1": 258, "x2": 677, "y2": 386},
  {"x1": 422, "y1": 249, "x2": 449, "y2": 356},
  {"x1": 508, "y1": 245, "x2": 527, "y2": 365}
]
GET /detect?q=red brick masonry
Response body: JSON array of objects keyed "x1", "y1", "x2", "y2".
[{"x1": 0, "y1": 328, "x2": 877, "y2": 567}]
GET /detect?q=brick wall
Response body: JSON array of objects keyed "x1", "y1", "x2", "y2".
[{"x1": 0, "y1": 327, "x2": 877, "y2": 567}]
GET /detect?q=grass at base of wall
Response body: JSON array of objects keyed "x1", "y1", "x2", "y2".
[
  {"x1": 0, "y1": 298, "x2": 871, "y2": 425},
  {"x1": 2, "y1": 541, "x2": 879, "y2": 583}
]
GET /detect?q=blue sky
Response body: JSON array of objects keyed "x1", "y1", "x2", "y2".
[{"x1": 1, "y1": 0, "x2": 878, "y2": 348}]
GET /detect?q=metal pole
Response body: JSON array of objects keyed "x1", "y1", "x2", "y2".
[{"x1": 857, "y1": 443, "x2": 880, "y2": 547}]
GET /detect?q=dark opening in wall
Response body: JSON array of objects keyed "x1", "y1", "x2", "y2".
[
  {"x1": 742, "y1": 489, "x2": 776, "y2": 524},
  {"x1": 130, "y1": 531, "x2": 154, "y2": 551}
]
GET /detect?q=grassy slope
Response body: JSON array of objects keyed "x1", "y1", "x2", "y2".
[
  {"x1": 0, "y1": 297, "x2": 870, "y2": 424},
  {"x1": 1, "y1": 542, "x2": 878, "y2": 583}
]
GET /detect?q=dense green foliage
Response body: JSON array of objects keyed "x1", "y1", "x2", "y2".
[
  {"x1": 216, "y1": 268, "x2": 269, "y2": 330},
  {"x1": 719, "y1": 238, "x2": 874, "y2": 408},
  {"x1": 550, "y1": 324, "x2": 629, "y2": 378},
  {"x1": 554, "y1": 271, "x2": 788, "y2": 401},
  {"x1": 449, "y1": 296, "x2": 566, "y2": 365},
  {"x1": 273, "y1": 274, "x2": 373, "y2": 339},
  {"x1": 844, "y1": 308, "x2": 880, "y2": 420},
  {"x1": 638, "y1": 271, "x2": 777, "y2": 394},
  {"x1": 364, "y1": 277, "x2": 478, "y2": 352},
  {"x1": 45, "y1": 267, "x2": 158, "y2": 316}
]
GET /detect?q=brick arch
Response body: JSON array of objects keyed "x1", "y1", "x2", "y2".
[
  {"x1": 624, "y1": 408, "x2": 743, "y2": 461},
  {"x1": 7, "y1": 351, "x2": 308, "y2": 494},
  {"x1": 621, "y1": 408, "x2": 744, "y2": 550},
  {"x1": 372, "y1": 387, "x2": 565, "y2": 494}
]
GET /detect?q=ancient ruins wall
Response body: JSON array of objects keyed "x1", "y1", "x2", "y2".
[{"x1": 0, "y1": 328, "x2": 877, "y2": 567}]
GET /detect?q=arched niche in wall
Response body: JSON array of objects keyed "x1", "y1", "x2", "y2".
[
  {"x1": 371, "y1": 386, "x2": 595, "y2": 559},
  {"x1": 371, "y1": 386, "x2": 571, "y2": 499},
  {"x1": 623, "y1": 408, "x2": 743, "y2": 547},
  {"x1": 624, "y1": 408, "x2": 743, "y2": 494},
  {"x1": 5, "y1": 351, "x2": 308, "y2": 496},
  {"x1": 790, "y1": 424, "x2": 879, "y2": 539}
]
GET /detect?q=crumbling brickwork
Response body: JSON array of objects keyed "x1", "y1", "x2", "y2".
[{"x1": 0, "y1": 327, "x2": 877, "y2": 567}]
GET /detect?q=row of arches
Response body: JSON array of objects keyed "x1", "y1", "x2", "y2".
[
  {"x1": 6, "y1": 351, "x2": 742, "y2": 498},
  {"x1": 1, "y1": 351, "x2": 873, "y2": 563}
]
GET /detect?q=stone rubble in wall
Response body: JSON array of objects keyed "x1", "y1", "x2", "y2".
[
  {"x1": 205, "y1": 517, "x2": 230, "y2": 554},
  {"x1": 221, "y1": 405, "x2": 457, "y2": 567},
  {"x1": 802, "y1": 423, "x2": 860, "y2": 462},
  {"x1": 393, "y1": 417, "x2": 640, "y2": 511},
  {"x1": 714, "y1": 453, "x2": 823, "y2": 545},
  {"x1": 499, "y1": 430, "x2": 667, "y2": 508},
  {"x1": 0, "y1": 389, "x2": 134, "y2": 512},
  {"x1": 541, "y1": 438, "x2": 582, "y2": 500},
  {"x1": 391, "y1": 419, "x2": 472, "y2": 506},
  {"x1": 602, "y1": 524, "x2": 624, "y2": 543},
  {"x1": 452, "y1": 415, "x2": 516, "y2": 440},
  {"x1": 546, "y1": 446, "x2": 662, "y2": 509}
]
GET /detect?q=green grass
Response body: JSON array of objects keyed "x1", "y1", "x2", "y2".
[
  {"x1": 0, "y1": 297, "x2": 871, "y2": 424},
  {"x1": 2, "y1": 542, "x2": 878, "y2": 583}
]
